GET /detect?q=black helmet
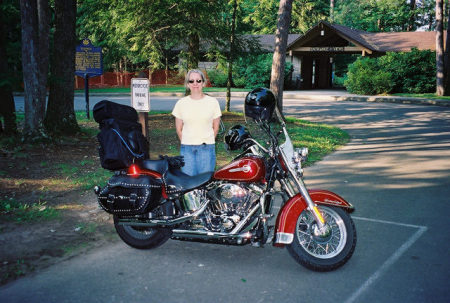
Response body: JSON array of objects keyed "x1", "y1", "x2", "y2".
[
  {"x1": 224, "y1": 125, "x2": 251, "y2": 151},
  {"x1": 244, "y1": 87, "x2": 276, "y2": 121}
]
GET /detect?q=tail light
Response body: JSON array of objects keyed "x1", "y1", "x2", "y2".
[{"x1": 128, "y1": 164, "x2": 140, "y2": 176}]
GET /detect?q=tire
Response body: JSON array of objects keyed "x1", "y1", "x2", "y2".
[
  {"x1": 113, "y1": 216, "x2": 172, "y2": 249},
  {"x1": 286, "y1": 206, "x2": 356, "y2": 271}
]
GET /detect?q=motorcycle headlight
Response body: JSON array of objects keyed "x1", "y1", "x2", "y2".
[
  {"x1": 290, "y1": 147, "x2": 308, "y2": 177},
  {"x1": 292, "y1": 147, "x2": 308, "y2": 164}
]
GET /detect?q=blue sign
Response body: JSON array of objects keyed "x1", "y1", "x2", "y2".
[{"x1": 75, "y1": 39, "x2": 103, "y2": 78}]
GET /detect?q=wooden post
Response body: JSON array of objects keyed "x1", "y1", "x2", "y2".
[
  {"x1": 139, "y1": 112, "x2": 148, "y2": 138},
  {"x1": 139, "y1": 112, "x2": 149, "y2": 156}
]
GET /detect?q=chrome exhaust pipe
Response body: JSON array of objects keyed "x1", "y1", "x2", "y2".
[
  {"x1": 171, "y1": 229, "x2": 255, "y2": 245},
  {"x1": 117, "y1": 200, "x2": 210, "y2": 227}
]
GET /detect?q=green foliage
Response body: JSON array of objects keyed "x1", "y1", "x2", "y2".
[
  {"x1": 334, "y1": 0, "x2": 425, "y2": 32},
  {"x1": 207, "y1": 53, "x2": 293, "y2": 89},
  {"x1": 235, "y1": 54, "x2": 274, "y2": 88},
  {"x1": 0, "y1": 198, "x2": 59, "y2": 223},
  {"x1": 207, "y1": 70, "x2": 228, "y2": 87},
  {"x1": 345, "y1": 57, "x2": 393, "y2": 95},
  {"x1": 344, "y1": 49, "x2": 436, "y2": 95},
  {"x1": 291, "y1": 0, "x2": 330, "y2": 34},
  {"x1": 241, "y1": 0, "x2": 279, "y2": 34},
  {"x1": 379, "y1": 49, "x2": 436, "y2": 93}
]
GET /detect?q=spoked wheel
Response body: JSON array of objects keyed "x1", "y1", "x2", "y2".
[
  {"x1": 113, "y1": 216, "x2": 172, "y2": 249},
  {"x1": 286, "y1": 206, "x2": 356, "y2": 271}
]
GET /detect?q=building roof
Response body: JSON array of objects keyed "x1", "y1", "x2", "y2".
[
  {"x1": 246, "y1": 34, "x2": 301, "y2": 52},
  {"x1": 288, "y1": 21, "x2": 441, "y2": 55}
]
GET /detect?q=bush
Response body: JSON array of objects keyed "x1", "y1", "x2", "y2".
[
  {"x1": 344, "y1": 49, "x2": 436, "y2": 95},
  {"x1": 333, "y1": 75, "x2": 347, "y2": 87},
  {"x1": 207, "y1": 69, "x2": 228, "y2": 87},
  {"x1": 379, "y1": 48, "x2": 435, "y2": 93},
  {"x1": 344, "y1": 57, "x2": 393, "y2": 95},
  {"x1": 206, "y1": 53, "x2": 292, "y2": 89},
  {"x1": 235, "y1": 53, "x2": 273, "y2": 88}
]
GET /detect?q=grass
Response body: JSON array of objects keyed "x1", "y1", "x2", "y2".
[
  {"x1": 143, "y1": 111, "x2": 349, "y2": 168},
  {"x1": 392, "y1": 93, "x2": 450, "y2": 100},
  {"x1": 0, "y1": 197, "x2": 59, "y2": 223}
]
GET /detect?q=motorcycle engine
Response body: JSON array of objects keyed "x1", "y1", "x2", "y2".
[{"x1": 205, "y1": 183, "x2": 263, "y2": 232}]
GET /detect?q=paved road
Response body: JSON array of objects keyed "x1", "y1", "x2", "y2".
[{"x1": 4, "y1": 96, "x2": 450, "y2": 303}]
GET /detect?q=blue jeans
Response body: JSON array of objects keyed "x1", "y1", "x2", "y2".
[{"x1": 180, "y1": 144, "x2": 216, "y2": 176}]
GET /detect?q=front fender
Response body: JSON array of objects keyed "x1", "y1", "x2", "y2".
[{"x1": 273, "y1": 189, "x2": 354, "y2": 247}]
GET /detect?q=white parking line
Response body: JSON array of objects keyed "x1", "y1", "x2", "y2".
[{"x1": 345, "y1": 216, "x2": 428, "y2": 303}]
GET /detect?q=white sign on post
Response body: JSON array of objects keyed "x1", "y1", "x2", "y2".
[{"x1": 131, "y1": 78, "x2": 150, "y2": 112}]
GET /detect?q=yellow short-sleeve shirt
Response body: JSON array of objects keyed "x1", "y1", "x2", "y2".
[{"x1": 172, "y1": 95, "x2": 222, "y2": 145}]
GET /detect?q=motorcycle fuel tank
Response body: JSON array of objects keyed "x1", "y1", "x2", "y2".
[{"x1": 213, "y1": 156, "x2": 266, "y2": 182}]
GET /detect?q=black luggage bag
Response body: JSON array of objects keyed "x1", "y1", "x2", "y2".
[
  {"x1": 94, "y1": 100, "x2": 149, "y2": 170},
  {"x1": 97, "y1": 174, "x2": 162, "y2": 215},
  {"x1": 97, "y1": 118, "x2": 149, "y2": 170},
  {"x1": 93, "y1": 100, "x2": 138, "y2": 123}
]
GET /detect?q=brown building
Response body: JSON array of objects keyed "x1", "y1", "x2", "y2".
[{"x1": 287, "y1": 21, "x2": 440, "y2": 89}]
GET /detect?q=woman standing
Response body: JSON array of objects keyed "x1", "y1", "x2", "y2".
[{"x1": 172, "y1": 69, "x2": 222, "y2": 176}]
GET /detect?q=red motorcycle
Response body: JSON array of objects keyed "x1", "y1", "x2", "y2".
[{"x1": 94, "y1": 88, "x2": 356, "y2": 271}]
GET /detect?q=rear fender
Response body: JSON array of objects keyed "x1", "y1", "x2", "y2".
[{"x1": 273, "y1": 189, "x2": 354, "y2": 247}]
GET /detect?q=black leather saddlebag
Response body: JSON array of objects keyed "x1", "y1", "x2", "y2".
[{"x1": 97, "y1": 174, "x2": 162, "y2": 215}]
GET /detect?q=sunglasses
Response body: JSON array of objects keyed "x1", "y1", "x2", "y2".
[{"x1": 188, "y1": 79, "x2": 203, "y2": 83}]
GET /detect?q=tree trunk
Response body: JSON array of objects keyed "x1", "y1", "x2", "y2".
[
  {"x1": 270, "y1": 0, "x2": 293, "y2": 112},
  {"x1": 37, "y1": 0, "x2": 50, "y2": 109},
  {"x1": 226, "y1": 0, "x2": 238, "y2": 112},
  {"x1": 445, "y1": 3, "x2": 450, "y2": 95},
  {"x1": 0, "y1": 4, "x2": 17, "y2": 134},
  {"x1": 436, "y1": 0, "x2": 444, "y2": 96},
  {"x1": 407, "y1": 0, "x2": 416, "y2": 31},
  {"x1": 187, "y1": 33, "x2": 200, "y2": 69},
  {"x1": 45, "y1": 0, "x2": 79, "y2": 134},
  {"x1": 330, "y1": 0, "x2": 335, "y2": 23},
  {"x1": 20, "y1": 0, "x2": 49, "y2": 139}
]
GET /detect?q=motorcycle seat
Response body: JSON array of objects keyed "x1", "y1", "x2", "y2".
[
  {"x1": 136, "y1": 159, "x2": 169, "y2": 174},
  {"x1": 164, "y1": 169, "x2": 213, "y2": 194}
]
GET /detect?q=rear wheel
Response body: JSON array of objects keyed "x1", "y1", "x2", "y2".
[
  {"x1": 114, "y1": 216, "x2": 172, "y2": 249},
  {"x1": 286, "y1": 206, "x2": 356, "y2": 271}
]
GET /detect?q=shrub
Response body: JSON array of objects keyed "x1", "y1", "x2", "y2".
[
  {"x1": 344, "y1": 57, "x2": 393, "y2": 95},
  {"x1": 207, "y1": 69, "x2": 228, "y2": 87},
  {"x1": 207, "y1": 53, "x2": 297, "y2": 89},
  {"x1": 379, "y1": 48, "x2": 435, "y2": 93},
  {"x1": 344, "y1": 49, "x2": 435, "y2": 95},
  {"x1": 235, "y1": 53, "x2": 273, "y2": 88}
]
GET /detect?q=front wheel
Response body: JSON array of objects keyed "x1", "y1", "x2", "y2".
[
  {"x1": 114, "y1": 216, "x2": 172, "y2": 249},
  {"x1": 286, "y1": 206, "x2": 356, "y2": 271}
]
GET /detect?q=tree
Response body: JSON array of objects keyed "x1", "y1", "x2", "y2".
[
  {"x1": 330, "y1": 0, "x2": 335, "y2": 22},
  {"x1": 0, "y1": 0, "x2": 20, "y2": 134},
  {"x1": 445, "y1": 2, "x2": 450, "y2": 94},
  {"x1": 19, "y1": 0, "x2": 50, "y2": 140},
  {"x1": 436, "y1": 0, "x2": 444, "y2": 96},
  {"x1": 270, "y1": 0, "x2": 293, "y2": 111},
  {"x1": 242, "y1": 0, "x2": 279, "y2": 34},
  {"x1": 226, "y1": 0, "x2": 238, "y2": 112},
  {"x1": 291, "y1": 0, "x2": 329, "y2": 33},
  {"x1": 334, "y1": 0, "x2": 423, "y2": 32},
  {"x1": 44, "y1": 0, "x2": 79, "y2": 134},
  {"x1": 407, "y1": 0, "x2": 416, "y2": 31}
]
